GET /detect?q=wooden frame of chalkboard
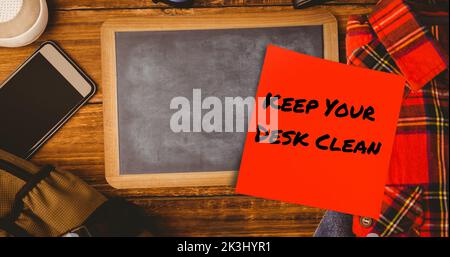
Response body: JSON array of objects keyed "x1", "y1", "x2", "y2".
[{"x1": 101, "y1": 10, "x2": 338, "y2": 189}]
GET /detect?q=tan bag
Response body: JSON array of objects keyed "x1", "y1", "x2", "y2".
[{"x1": 0, "y1": 148, "x2": 145, "y2": 237}]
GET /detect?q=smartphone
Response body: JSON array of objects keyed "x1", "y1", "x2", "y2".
[{"x1": 0, "y1": 41, "x2": 96, "y2": 159}]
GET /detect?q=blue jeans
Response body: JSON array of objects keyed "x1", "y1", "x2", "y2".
[{"x1": 314, "y1": 211, "x2": 355, "y2": 237}]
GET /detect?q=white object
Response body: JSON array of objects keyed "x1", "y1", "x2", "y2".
[
  {"x1": 0, "y1": 0, "x2": 24, "y2": 22},
  {"x1": 0, "y1": 0, "x2": 48, "y2": 47}
]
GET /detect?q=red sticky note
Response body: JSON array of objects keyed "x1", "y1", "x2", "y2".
[{"x1": 236, "y1": 45, "x2": 405, "y2": 219}]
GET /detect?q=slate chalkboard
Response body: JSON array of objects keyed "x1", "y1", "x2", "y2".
[{"x1": 102, "y1": 12, "x2": 338, "y2": 188}]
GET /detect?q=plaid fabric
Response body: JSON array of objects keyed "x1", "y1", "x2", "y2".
[
  {"x1": 369, "y1": 0, "x2": 448, "y2": 90},
  {"x1": 347, "y1": 0, "x2": 448, "y2": 237}
]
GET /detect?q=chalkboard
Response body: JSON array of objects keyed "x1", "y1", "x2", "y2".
[{"x1": 102, "y1": 11, "x2": 338, "y2": 188}]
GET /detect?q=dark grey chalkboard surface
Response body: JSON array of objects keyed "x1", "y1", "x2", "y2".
[
  {"x1": 114, "y1": 26, "x2": 323, "y2": 174},
  {"x1": 102, "y1": 12, "x2": 338, "y2": 188}
]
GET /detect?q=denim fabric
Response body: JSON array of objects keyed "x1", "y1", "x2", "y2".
[{"x1": 314, "y1": 211, "x2": 355, "y2": 237}]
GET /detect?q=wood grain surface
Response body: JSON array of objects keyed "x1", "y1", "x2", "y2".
[{"x1": 0, "y1": 0, "x2": 375, "y2": 236}]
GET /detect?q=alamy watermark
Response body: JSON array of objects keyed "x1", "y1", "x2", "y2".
[{"x1": 169, "y1": 89, "x2": 278, "y2": 133}]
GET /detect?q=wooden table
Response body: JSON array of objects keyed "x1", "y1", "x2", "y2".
[{"x1": 0, "y1": 0, "x2": 376, "y2": 236}]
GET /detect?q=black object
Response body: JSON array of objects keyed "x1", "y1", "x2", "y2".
[
  {"x1": 152, "y1": 0, "x2": 194, "y2": 8},
  {"x1": 293, "y1": 0, "x2": 331, "y2": 9},
  {"x1": 80, "y1": 198, "x2": 148, "y2": 237},
  {"x1": 0, "y1": 41, "x2": 96, "y2": 159}
]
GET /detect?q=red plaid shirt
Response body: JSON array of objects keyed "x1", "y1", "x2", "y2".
[{"x1": 346, "y1": 0, "x2": 448, "y2": 237}]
